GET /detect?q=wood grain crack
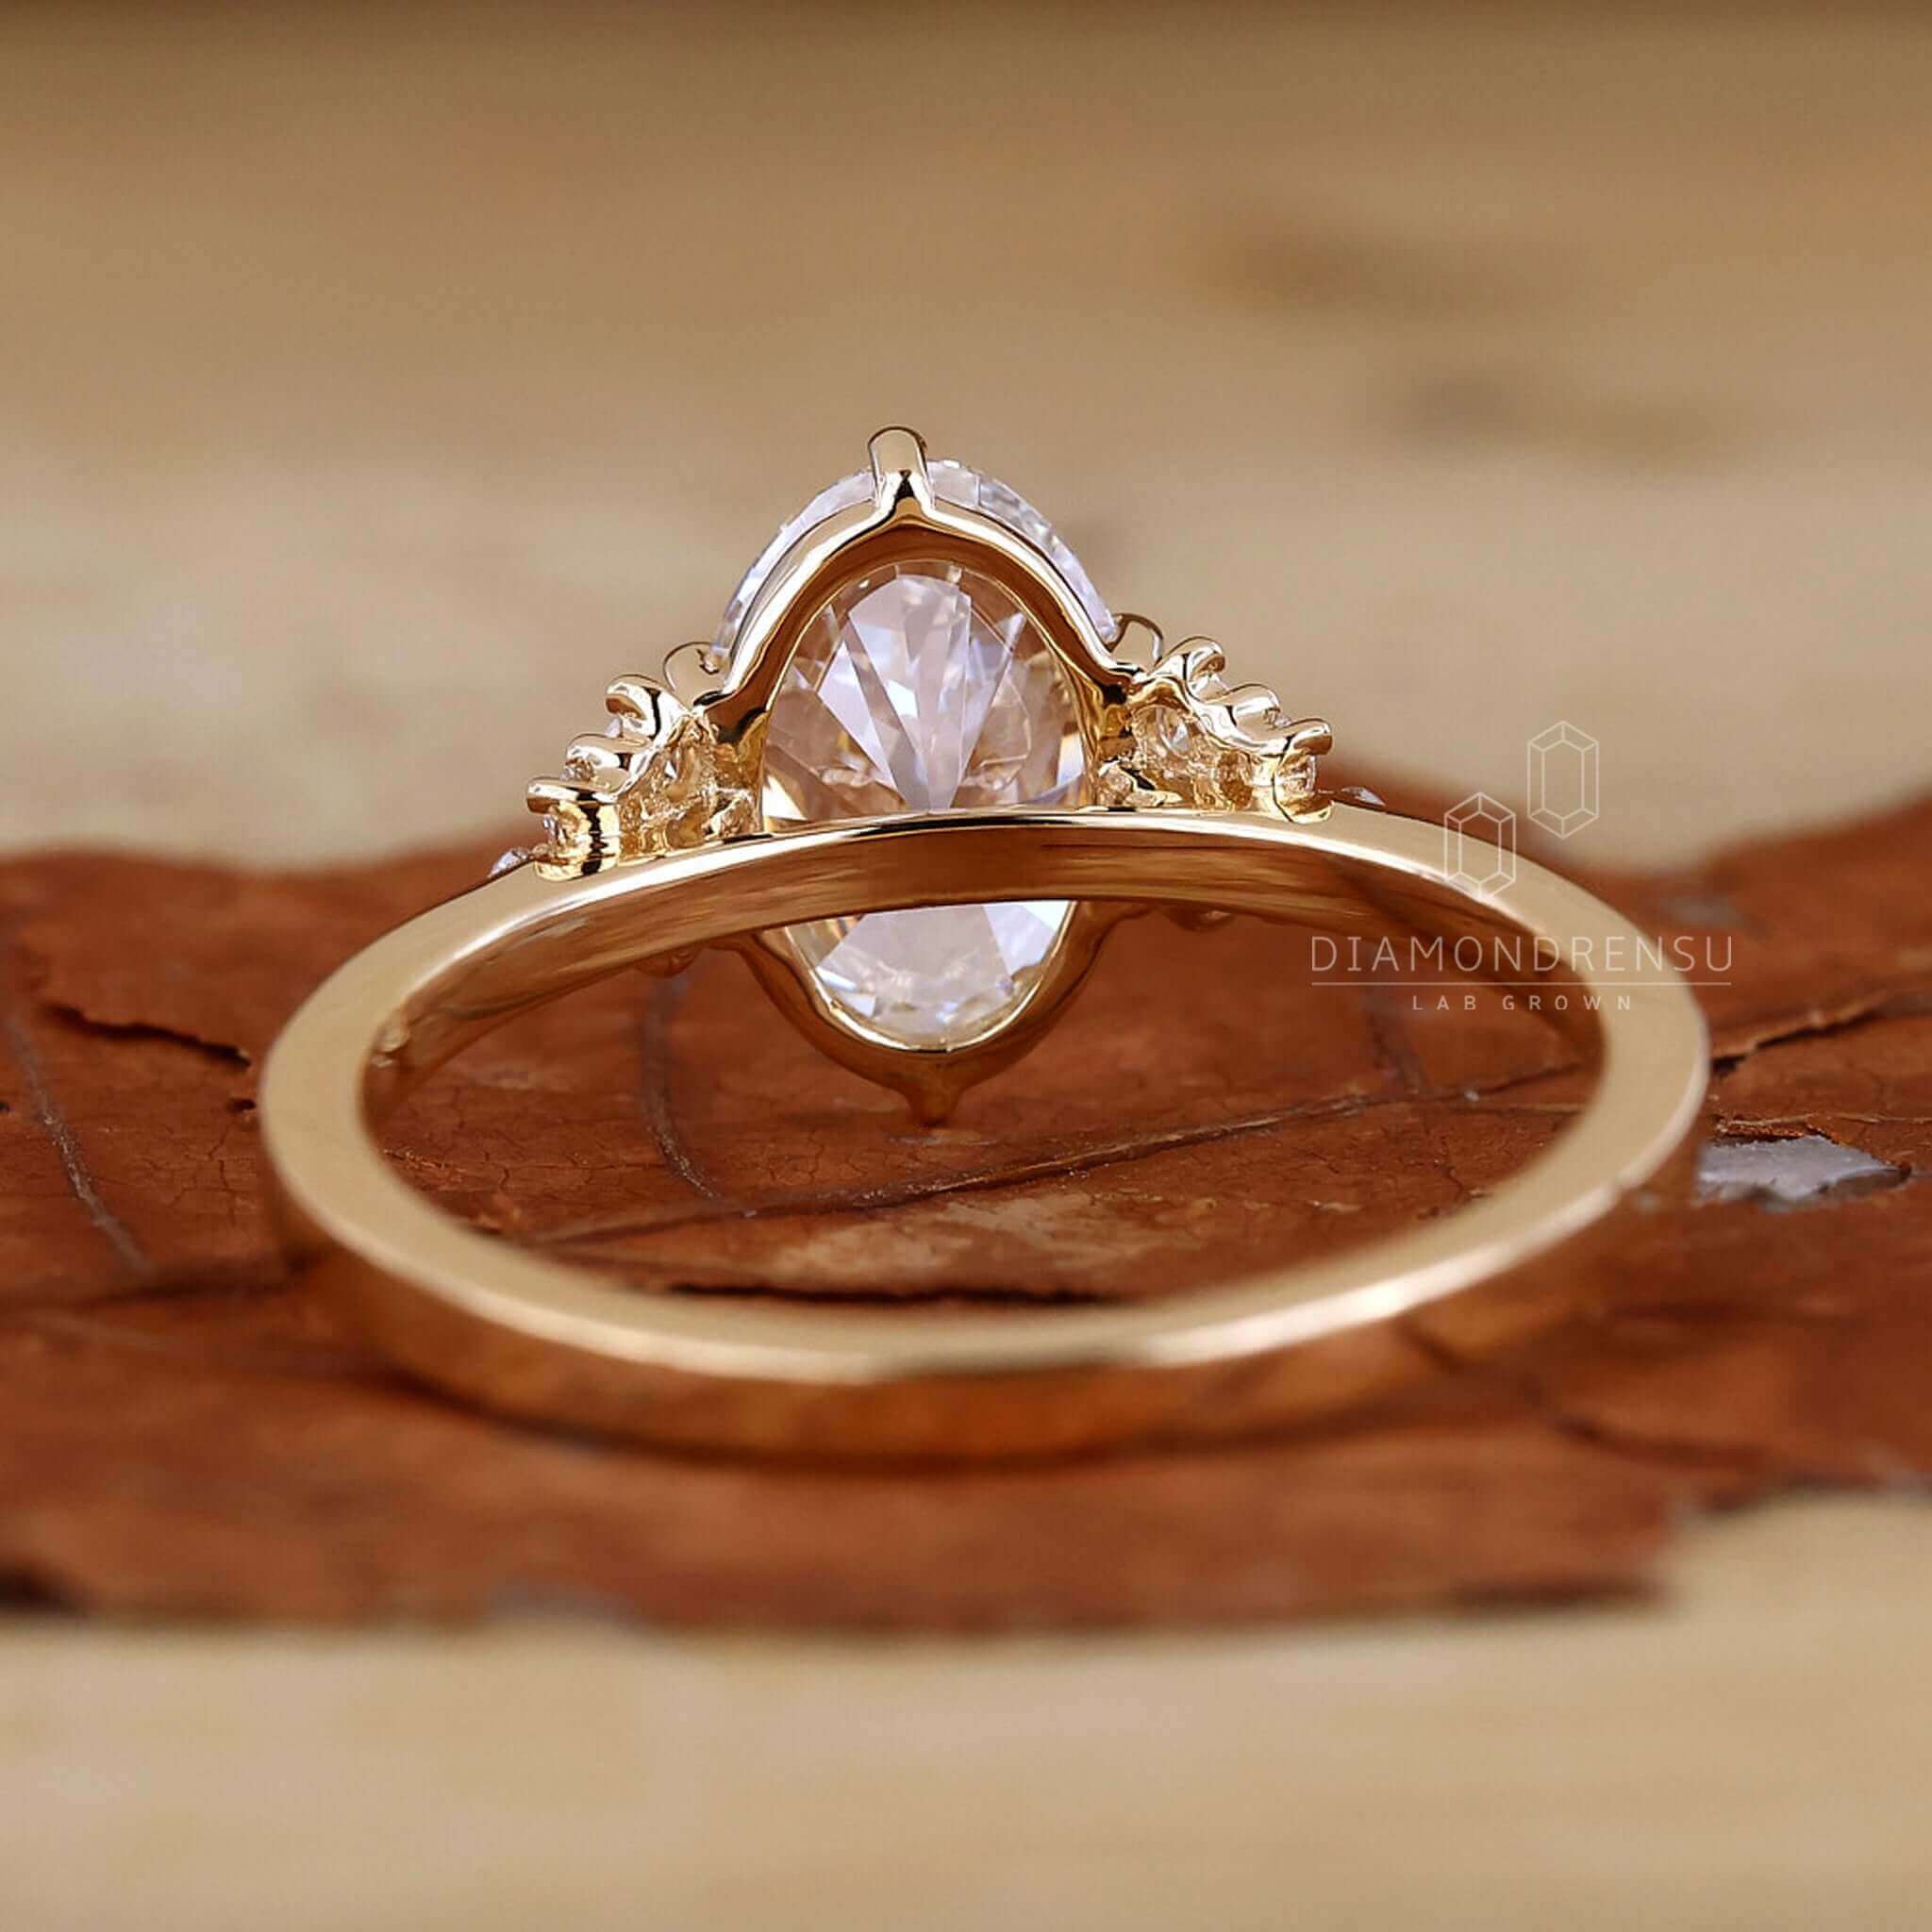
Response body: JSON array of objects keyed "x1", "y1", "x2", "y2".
[
  {"x1": 530, "y1": 1078, "x2": 1580, "y2": 1258},
  {"x1": 637, "y1": 974, "x2": 720, "y2": 1198},
  {"x1": 42, "y1": 1001, "x2": 251, "y2": 1068},
  {"x1": 1, "y1": 988, "x2": 150, "y2": 1282}
]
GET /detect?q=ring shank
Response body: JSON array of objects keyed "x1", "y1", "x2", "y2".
[{"x1": 260, "y1": 806, "x2": 1707, "y2": 1458}]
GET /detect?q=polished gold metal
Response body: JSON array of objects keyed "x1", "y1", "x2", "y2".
[
  {"x1": 524, "y1": 426, "x2": 1331, "y2": 1119},
  {"x1": 260, "y1": 805, "x2": 1709, "y2": 1461},
  {"x1": 262, "y1": 432, "x2": 1707, "y2": 1457}
]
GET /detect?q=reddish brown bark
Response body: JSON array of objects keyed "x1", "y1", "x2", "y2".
[{"x1": 2, "y1": 788, "x2": 1928, "y2": 1626}]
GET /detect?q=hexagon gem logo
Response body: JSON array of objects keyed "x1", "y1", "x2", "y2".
[
  {"x1": 1443, "y1": 791, "x2": 1516, "y2": 898},
  {"x1": 1527, "y1": 721, "x2": 1599, "y2": 838}
]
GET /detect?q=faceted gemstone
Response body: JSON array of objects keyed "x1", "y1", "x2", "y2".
[
  {"x1": 712, "y1": 471, "x2": 874, "y2": 659},
  {"x1": 763, "y1": 560, "x2": 1087, "y2": 1047},
  {"x1": 928, "y1": 460, "x2": 1116, "y2": 646},
  {"x1": 714, "y1": 458, "x2": 1117, "y2": 658}
]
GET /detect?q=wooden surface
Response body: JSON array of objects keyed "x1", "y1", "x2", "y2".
[
  {"x1": 4, "y1": 4, "x2": 1930, "y2": 1924},
  {"x1": 7, "y1": 1500, "x2": 1929, "y2": 1931},
  {"x1": 3, "y1": 795, "x2": 1930, "y2": 1625}
]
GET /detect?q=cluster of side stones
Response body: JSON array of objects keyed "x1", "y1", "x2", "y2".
[
  {"x1": 1095, "y1": 648, "x2": 1323, "y2": 815},
  {"x1": 527, "y1": 460, "x2": 1327, "y2": 1052},
  {"x1": 1098, "y1": 700, "x2": 1270, "y2": 811},
  {"x1": 528, "y1": 686, "x2": 754, "y2": 876}
]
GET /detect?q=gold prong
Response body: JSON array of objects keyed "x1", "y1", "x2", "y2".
[
  {"x1": 1279, "y1": 790, "x2": 1333, "y2": 824},
  {"x1": 563, "y1": 735, "x2": 629, "y2": 781},
  {"x1": 1172, "y1": 638, "x2": 1230, "y2": 691},
  {"x1": 867, "y1": 425, "x2": 931, "y2": 511},
  {"x1": 659, "y1": 641, "x2": 720, "y2": 702},
  {"x1": 605, "y1": 677, "x2": 686, "y2": 740},
  {"x1": 1111, "y1": 612, "x2": 1164, "y2": 665},
  {"x1": 519, "y1": 432, "x2": 1340, "y2": 1115},
  {"x1": 525, "y1": 777, "x2": 584, "y2": 812},
  {"x1": 1229, "y1": 688, "x2": 1286, "y2": 734},
  {"x1": 603, "y1": 675, "x2": 658, "y2": 720}
]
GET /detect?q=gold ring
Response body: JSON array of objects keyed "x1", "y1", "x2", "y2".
[{"x1": 260, "y1": 429, "x2": 1708, "y2": 1459}]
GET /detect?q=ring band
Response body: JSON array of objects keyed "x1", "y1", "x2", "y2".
[
  {"x1": 261, "y1": 427, "x2": 1707, "y2": 1457},
  {"x1": 260, "y1": 803, "x2": 1707, "y2": 1458}
]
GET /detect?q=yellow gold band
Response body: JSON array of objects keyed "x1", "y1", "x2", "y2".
[{"x1": 259, "y1": 804, "x2": 1707, "y2": 1460}]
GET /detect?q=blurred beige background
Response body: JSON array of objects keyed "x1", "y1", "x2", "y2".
[
  {"x1": 2, "y1": 7, "x2": 1929, "y2": 1927},
  {"x1": 3, "y1": 5, "x2": 1927, "y2": 865}
]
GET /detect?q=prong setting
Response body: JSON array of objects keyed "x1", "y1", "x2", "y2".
[
  {"x1": 526, "y1": 674, "x2": 754, "y2": 877},
  {"x1": 525, "y1": 429, "x2": 1333, "y2": 1110},
  {"x1": 866, "y1": 425, "x2": 934, "y2": 513},
  {"x1": 1094, "y1": 640, "x2": 1329, "y2": 816}
]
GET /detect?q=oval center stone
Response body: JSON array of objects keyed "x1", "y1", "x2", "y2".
[{"x1": 762, "y1": 559, "x2": 1086, "y2": 1049}]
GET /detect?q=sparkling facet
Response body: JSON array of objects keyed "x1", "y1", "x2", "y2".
[
  {"x1": 928, "y1": 460, "x2": 1116, "y2": 644},
  {"x1": 712, "y1": 469, "x2": 873, "y2": 658},
  {"x1": 764, "y1": 560, "x2": 1087, "y2": 1047},
  {"x1": 791, "y1": 901, "x2": 1074, "y2": 1050},
  {"x1": 714, "y1": 458, "x2": 1116, "y2": 657}
]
